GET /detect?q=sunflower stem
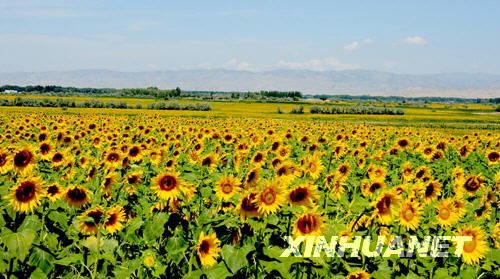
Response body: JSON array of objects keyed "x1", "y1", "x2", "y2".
[{"x1": 93, "y1": 229, "x2": 101, "y2": 279}]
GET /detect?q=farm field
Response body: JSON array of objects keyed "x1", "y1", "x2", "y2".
[{"x1": 0, "y1": 105, "x2": 499, "y2": 278}]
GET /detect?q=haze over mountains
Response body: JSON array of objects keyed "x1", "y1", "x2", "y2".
[{"x1": 1, "y1": 69, "x2": 500, "y2": 98}]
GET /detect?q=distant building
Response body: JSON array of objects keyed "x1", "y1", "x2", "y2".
[{"x1": 4, "y1": 90, "x2": 18, "y2": 93}]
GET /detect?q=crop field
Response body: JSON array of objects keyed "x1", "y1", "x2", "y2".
[{"x1": 0, "y1": 105, "x2": 499, "y2": 278}]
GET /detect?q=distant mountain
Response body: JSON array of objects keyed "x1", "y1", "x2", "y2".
[{"x1": 1, "y1": 69, "x2": 500, "y2": 98}]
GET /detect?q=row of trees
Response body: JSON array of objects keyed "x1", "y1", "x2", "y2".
[
  {"x1": 0, "y1": 85, "x2": 182, "y2": 99},
  {"x1": 310, "y1": 105, "x2": 405, "y2": 115},
  {"x1": 0, "y1": 97, "x2": 211, "y2": 111},
  {"x1": 307, "y1": 94, "x2": 500, "y2": 104},
  {"x1": 147, "y1": 102, "x2": 211, "y2": 111}
]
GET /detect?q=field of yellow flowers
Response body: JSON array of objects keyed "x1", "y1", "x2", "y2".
[{"x1": 0, "y1": 110, "x2": 498, "y2": 278}]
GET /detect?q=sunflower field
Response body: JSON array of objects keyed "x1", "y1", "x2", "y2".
[{"x1": 0, "y1": 111, "x2": 498, "y2": 279}]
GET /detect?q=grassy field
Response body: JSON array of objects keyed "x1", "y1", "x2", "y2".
[{"x1": 0, "y1": 94, "x2": 499, "y2": 128}]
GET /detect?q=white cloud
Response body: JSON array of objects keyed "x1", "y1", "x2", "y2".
[
  {"x1": 225, "y1": 59, "x2": 253, "y2": 71},
  {"x1": 277, "y1": 57, "x2": 358, "y2": 71},
  {"x1": 344, "y1": 41, "x2": 360, "y2": 51},
  {"x1": 402, "y1": 36, "x2": 427, "y2": 45},
  {"x1": 363, "y1": 38, "x2": 373, "y2": 44}
]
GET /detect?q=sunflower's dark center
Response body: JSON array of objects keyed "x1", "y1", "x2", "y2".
[
  {"x1": 47, "y1": 185, "x2": 59, "y2": 195},
  {"x1": 86, "y1": 211, "x2": 103, "y2": 225},
  {"x1": 201, "y1": 157, "x2": 212, "y2": 166},
  {"x1": 464, "y1": 177, "x2": 480, "y2": 192},
  {"x1": 128, "y1": 175, "x2": 139, "y2": 184},
  {"x1": 199, "y1": 240, "x2": 210, "y2": 255},
  {"x1": 107, "y1": 153, "x2": 119, "y2": 162},
  {"x1": 339, "y1": 165, "x2": 348, "y2": 174},
  {"x1": 67, "y1": 188, "x2": 87, "y2": 201},
  {"x1": 14, "y1": 150, "x2": 32, "y2": 167},
  {"x1": 377, "y1": 196, "x2": 391, "y2": 214},
  {"x1": 298, "y1": 215, "x2": 317, "y2": 234},
  {"x1": 425, "y1": 184, "x2": 435, "y2": 197},
  {"x1": 254, "y1": 153, "x2": 263, "y2": 163},
  {"x1": 398, "y1": 139, "x2": 409, "y2": 147},
  {"x1": 290, "y1": 188, "x2": 307, "y2": 202},
  {"x1": 16, "y1": 181, "x2": 36, "y2": 202},
  {"x1": 40, "y1": 143, "x2": 51, "y2": 154},
  {"x1": 370, "y1": 182, "x2": 382, "y2": 193},
  {"x1": 261, "y1": 188, "x2": 276, "y2": 205},
  {"x1": 159, "y1": 175, "x2": 177, "y2": 191},
  {"x1": 105, "y1": 213, "x2": 118, "y2": 226},
  {"x1": 221, "y1": 182, "x2": 233, "y2": 194},
  {"x1": 241, "y1": 194, "x2": 258, "y2": 212},
  {"x1": 52, "y1": 153, "x2": 63, "y2": 162},
  {"x1": 129, "y1": 147, "x2": 140, "y2": 157},
  {"x1": 0, "y1": 153, "x2": 7, "y2": 166},
  {"x1": 488, "y1": 152, "x2": 499, "y2": 162}
]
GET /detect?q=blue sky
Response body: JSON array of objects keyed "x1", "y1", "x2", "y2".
[{"x1": 1, "y1": 0, "x2": 499, "y2": 74}]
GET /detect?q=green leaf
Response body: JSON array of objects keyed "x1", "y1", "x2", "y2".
[
  {"x1": 434, "y1": 268, "x2": 448, "y2": 279},
  {"x1": 29, "y1": 268, "x2": 48, "y2": 279},
  {"x1": 144, "y1": 213, "x2": 168, "y2": 243},
  {"x1": 166, "y1": 235, "x2": 188, "y2": 264},
  {"x1": 221, "y1": 244, "x2": 252, "y2": 273},
  {"x1": 48, "y1": 211, "x2": 69, "y2": 230},
  {"x1": 29, "y1": 247, "x2": 55, "y2": 274},
  {"x1": 53, "y1": 254, "x2": 83, "y2": 266},
  {"x1": 3, "y1": 228, "x2": 36, "y2": 261},
  {"x1": 19, "y1": 215, "x2": 42, "y2": 232},
  {"x1": 205, "y1": 262, "x2": 231, "y2": 279}
]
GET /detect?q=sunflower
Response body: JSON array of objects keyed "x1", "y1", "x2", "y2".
[
  {"x1": 7, "y1": 177, "x2": 45, "y2": 213},
  {"x1": 345, "y1": 270, "x2": 370, "y2": 279},
  {"x1": 50, "y1": 150, "x2": 68, "y2": 167},
  {"x1": 288, "y1": 183, "x2": 319, "y2": 206},
  {"x1": 64, "y1": 185, "x2": 91, "y2": 208},
  {"x1": 361, "y1": 179, "x2": 386, "y2": 197},
  {"x1": 0, "y1": 149, "x2": 12, "y2": 174},
  {"x1": 330, "y1": 177, "x2": 347, "y2": 200},
  {"x1": 396, "y1": 137, "x2": 411, "y2": 150},
  {"x1": 251, "y1": 151, "x2": 266, "y2": 167},
  {"x1": 276, "y1": 161, "x2": 300, "y2": 183},
  {"x1": 372, "y1": 190, "x2": 401, "y2": 225},
  {"x1": 435, "y1": 198, "x2": 459, "y2": 227},
  {"x1": 143, "y1": 254, "x2": 155, "y2": 268},
  {"x1": 401, "y1": 161, "x2": 413, "y2": 181},
  {"x1": 422, "y1": 180, "x2": 442, "y2": 203},
  {"x1": 38, "y1": 141, "x2": 53, "y2": 160},
  {"x1": 335, "y1": 163, "x2": 351, "y2": 179},
  {"x1": 398, "y1": 199, "x2": 423, "y2": 231},
  {"x1": 462, "y1": 174, "x2": 484, "y2": 195},
  {"x1": 77, "y1": 207, "x2": 104, "y2": 235},
  {"x1": 101, "y1": 172, "x2": 118, "y2": 193},
  {"x1": 244, "y1": 168, "x2": 260, "y2": 189},
  {"x1": 302, "y1": 154, "x2": 324, "y2": 180},
  {"x1": 486, "y1": 150, "x2": 499, "y2": 165},
  {"x1": 104, "y1": 205, "x2": 126, "y2": 234},
  {"x1": 103, "y1": 149, "x2": 122, "y2": 169},
  {"x1": 367, "y1": 164, "x2": 386, "y2": 181},
  {"x1": 151, "y1": 172, "x2": 184, "y2": 201},
  {"x1": 253, "y1": 179, "x2": 287, "y2": 216},
  {"x1": 200, "y1": 153, "x2": 217, "y2": 169},
  {"x1": 456, "y1": 226, "x2": 489, "y2": 265},
  {"x1": 127, "y1": 145, "x2": 143, "y2": 162},
  {"x1": 293, "y1": 209, "x2": 325, "y2": 236},
  {"x1": 196, "y1": 232, "x2": 221, "y2": 268},
  {"x1": 494, "y1": 223, "x2": 500, "y2": 249},
  {"x1": 12, "y1": 145, "x2": 37, "y2": 175},
  {"x1": 45, "y1": 183, "x2": 63, "y2": 202},
  {"x1": 414, "y1": 166, "x2": 431, "y2": 181},
  {"x1": 215, "y1": 175, "x2": 241, "y2": 201},
  {"x1": 237, "y1": 192, "x2": 260, "y2": 219}
]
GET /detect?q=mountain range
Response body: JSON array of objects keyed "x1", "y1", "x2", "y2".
[{"x1": 1, "y1": 69, "x2": 500, "y2": 98}]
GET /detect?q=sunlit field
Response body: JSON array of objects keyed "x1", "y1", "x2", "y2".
[{"x1": 0, "y1": 105, "x2": 498, "y2": 278}]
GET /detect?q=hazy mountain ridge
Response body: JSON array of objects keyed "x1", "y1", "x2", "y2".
[{"x1": 1, "y1": 69, "x2": 500, "y2": 98}]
